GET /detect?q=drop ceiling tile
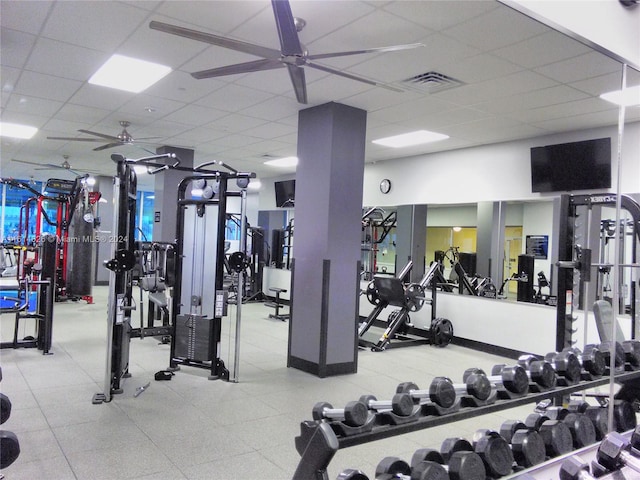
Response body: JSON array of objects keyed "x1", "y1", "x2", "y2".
[
  {"x1": 25, "y1": 37, "x2": 107, "y2": 81},
  {"x1": 444, "y1": 5, "x2": 548, "y2": 51},
  {"x1": 241, "y1": 122, "x2": 295, "y2": 140},
  {"x1": 237, "y1": 96, "x2": 301, "y2": 122},
  {"x1": 511, "y1": 97, "x2": 615, "y2": 124},
  {"x1": 0, "y1": 0, "x2": 53, "y2": 34},
  {"x1": 440, "y1": 53, "x2": 522, "y2": 85},
  {"x1": 0, "y1": 28, "x2": 37, "y2": 69},
  {"x1": 206, "y1": 113, "x2": 267, "y2": 134},
  {"x1": 196, "y1": 83, "x2": 275, "y2": 112},
  {"x1": 51, "y1": 104, "x2": 111, "y2": 125},
  {"x1": 493, "y1": 31, "x2": 591, "y2": 69},
  {"x1": 150, "y1": 104, "x2": 224, "y2": 127},
  {"x1": 14, "y1": 71, "x2": 83, "y2": 102},
  {"x1": 382, "y1": 1, "x2": 499, "y2": 32},
  {"x1": 474, "y1": 85, "x2": 591, "y2": 116},
  {"x1": 68, "y1": 84, "x2": 133, "y2": 112},
  {"x1": 6, "y1": 94, "x2": 63, "y2": 116},
  {"x1": 42, "y1": 1, "x2": 150, "y2": 52},
  {"x1": 535, "y1": 51, "x2": 622, "y2": 84},
  {"x1": 145, "y1": 71, "x2": 225, "y2": 104}
]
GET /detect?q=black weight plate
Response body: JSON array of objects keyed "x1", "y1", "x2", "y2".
[
  {"x1": 431, "y1": 318, "x2": 453, "y2": 347},
  {"x1": 365, "y1": 282, "x2": 381, "y2": 306}
]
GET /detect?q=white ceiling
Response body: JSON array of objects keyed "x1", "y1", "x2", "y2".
[{"x1": 1, "y1": 0, "x2": 639, "y2": 186}]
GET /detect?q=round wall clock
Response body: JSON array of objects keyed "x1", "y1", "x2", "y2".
[{"x1": 379, "y1": 178, "x2": 391, "y2": 194}]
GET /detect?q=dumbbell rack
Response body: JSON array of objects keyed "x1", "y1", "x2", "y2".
[{"x1": 292, "y1": 370, "x2": 640, "y2": 480}]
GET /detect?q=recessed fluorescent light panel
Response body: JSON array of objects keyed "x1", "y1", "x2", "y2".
[
  {"x1": 600, "y1": 85, "x2": 640, "y2": 107},
  {"x1": 89, "y1": 54, "x2": 171, "y2": 93},
  {"x1": 264, "y1": 156, "x2": 298, "y2": 167},
  {"x1": 372, "y1": 130, "x2": 449, "y2": 148},
  {"x1": 0, "y1": 122, "x2": 38, "y2": 139}
]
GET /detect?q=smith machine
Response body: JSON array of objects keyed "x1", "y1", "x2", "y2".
[{"x1": 93, "y1": 153, "x2": 254, "y2": 404}]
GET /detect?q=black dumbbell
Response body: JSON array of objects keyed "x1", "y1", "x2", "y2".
[
  {"x1": 559, "y1": 456, "x2": 596, "y2": 480},
  {"x1": 442, "y1": 433, "x2": 514, "y2": 478},
  {"x1": 598, "y1": 341, "x2": 626, "y2": 373},
  {"x1": 516, "y1": 355, "x2": 557, "y2": 390},
  {"x1": 312, "y1": 400, "x2": 368, "y2": 427},
  {"x1": 0, "y1": 430, "x2": 20, "y2": 469},
  {"x1": 376, "y1": 457, "x2": 449, "y2": 480},
  {"x1": 359, "y1": 394, "x2": 415, "y2": 417},
  {"x1": 563, "y1": 345, "x2": 607, "y2": 379},
  {"x1": 622, "y1": 340, "x2": 640, "y2": 370},
  {"x1": 542, "y1": 406, "x2": 596, "y2": 449},
  {"x1": 596, "y1": 431, "x2": 640, "y2": 474},
  {"x1": 499, "y1": 420, "x2": 546, "y2": 467},
  {"x1": 396, "y1": 374, "x2": 491, "y2": 410},
  {"x1": 0, "y1": 393, "x2": 12, "y2": 425},
  {"x1": 411, "y1": 448, "x2": 485, "y2": 480},
  {"x1": 524, "y1": 413, "x2": 574, "y2": 458},
  {"x1": 463, "y1": 366, "x2": 529, "y2": 397},
  {"x1": 543, "y1": 350, "x2": 582, "y2": 385},
  {"x1": 337, "y1": 469, "x2": 369, "y2": 480}
]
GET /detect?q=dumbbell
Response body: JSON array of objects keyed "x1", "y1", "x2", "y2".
[
  {"x1": 515, "y1": 355, "x2": 557, "y2": 390},
  {"x1": 375, "y1": 457, "x2": 447, "y2": 480},
  {"x1": 559, "y1": 456, "x2": 596, "y2": 480},
  {"x1": 596, "y1": 431, "x2": 640, "y2": 474},
  {"x1": 541, "y1": 406, "x2": 596, "y2": 448},
  {"x1": 621, "y1": 340, "x2": 640, "y2": 370},
  {"x1": 359, "y1": 394, "x2": 415, "y2": 417},
  {"x1": 411, "y1": 448, "x2": 486, "y2": 480},
  {"x1": 543, "y1": 350, "x2": 582, "y2": 385},
  {"x1": 463, "y1": 366, "x2": 529, "y2": 398},
  {"x1": 396, "y1": 373, "x2": 492, "y2": 410},
  {"x1": 312, "y1": 400, "x2": 368, "y2": 427},
  {"x1": 337, "y1": 469, "x2": 369, "y2": 480},
  {"x1": 442, "y1": 433, "x2": 514, "y2": 478},
  {"x1": 524, "y1": 413, "x2": 574, "y2": 457},
  {"x1": 598, "y1": 341, "x2": 626, "y2": 373},
  {"x1": 499, "y1": 420, "x2": 546, "y2": 467},
  {"x1": 571, "y1": 401, "x2": 636, "y2": 439},
  {"x1": 0, "y1": 392, "x2": 12, "y2": 424},
  {"x1": 0, "y1": 430, "x2": 20, "y2": 469},
  {"x1": 562, "y1": 345, "x2": 606, "y2": 379}
]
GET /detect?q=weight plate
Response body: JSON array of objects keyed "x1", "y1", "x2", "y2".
[
  {"x1": 430, "y1": 318, "x2": 453, "y2": 347},
  {"x1": 365, "y1": 282, "x2": 381, "y2": 306},
  {"x1": 405, "y1": 283, "x2": 425, "y2": 312}
]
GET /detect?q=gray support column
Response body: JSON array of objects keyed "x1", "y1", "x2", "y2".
[
  {"x1": 153, "y1": 146, "x2": 194, "y2": 243},
  {"x1": 476, "y1": 201, "x2": 506, "y2": 285},
  {"x1": 395, "y1": 204, "x2": 427, "y2": 281},
  {"x1": 288, "y1": 102, "x2": 366, "y2": 377}
]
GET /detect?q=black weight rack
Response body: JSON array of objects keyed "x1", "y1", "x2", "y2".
[{"x1": 291, "y1": 370, "x2": 640, "y2": 479}]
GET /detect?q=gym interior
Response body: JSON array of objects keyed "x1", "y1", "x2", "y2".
[{"x1": 1, "y1": 1, "x2": 639, "y2": 479}]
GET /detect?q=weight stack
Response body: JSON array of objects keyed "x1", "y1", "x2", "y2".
[
  {"x1": 517, "y1": 254, "x2": 535, "y2": 303},
  {"x1": 174, "y1": 314, "x2": 212, "y2": 361},
  {"x1": 458, "y1": 252, "x2": 477, "y2": 276}
]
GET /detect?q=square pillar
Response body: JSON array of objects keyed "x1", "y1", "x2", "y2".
[{"x1": 288, "y1": 102, "x2": 367, "y2": 377}]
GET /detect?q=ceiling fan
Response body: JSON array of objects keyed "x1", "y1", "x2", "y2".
[
  {"x1": 149, "y1": 0, "x2": 424, "y2": 104},
  {"x1": 11, "y1": 156, "x2": 102, "y2": 176},
  {"x1": 47, "y1": 120, "x2": 161, "y2": 151}
]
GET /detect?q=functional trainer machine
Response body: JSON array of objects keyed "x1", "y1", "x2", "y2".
[
  {"x1": 359, "y1": 261, "x2": 454, "y2": 351},
  {"x1": 93, "y1": 153, "x2": 254, "y2": 404}
]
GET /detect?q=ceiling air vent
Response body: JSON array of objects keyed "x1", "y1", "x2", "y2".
[{"x1": 402, "y1": 71, "x2": 464, "y2": 94}]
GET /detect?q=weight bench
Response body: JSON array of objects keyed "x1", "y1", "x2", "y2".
[{"x1": 266, "y1": 287, "x2": 289, "y2": 321}]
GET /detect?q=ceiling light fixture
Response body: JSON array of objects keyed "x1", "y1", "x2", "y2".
[
  {"x1": 264, "y1": 156, "x2": 298, "y2": 167},
  {"x1": 372, "y1": 130, "x2": 449, "y2": 148},
  {"x1": 600, "y1": 85, "x2": 640, "y2": 107},
  {"x1": 89, "y1": 54, "x2": 171, "y2": 93},
  {"x1": 0, "y1": 122, "x2": 38, "y2": 139}
]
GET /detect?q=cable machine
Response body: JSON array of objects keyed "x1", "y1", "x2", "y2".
[{"x1": 94, "y1": 153, "x2": 254, "y2": 404}]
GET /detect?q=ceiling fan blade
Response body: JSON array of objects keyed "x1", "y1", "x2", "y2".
[
  {"x1": 305, "y1": 61, "x2": 404, "y2": 93},
  {"x1": 286, "y1": 64, "x2": 307, "y2": 104},
  {"x1": 271, "y1": 0, "x2": 304, "y2": 56},
  {"x1": 149, "y1": 21, "x2": 280, "y2": 60},
  {"x1": 192, "y1": 58, "x2": 284, "y2": 79},
  {"x1": 132, "y1": 136, "x2": 163, "y2": 141},
  {"x1": 307, "y1": 43, "x2": 424, "y2": 60},
  {"x1": 47, "y1": 136, "x2": 104, "y2": 142},
  {"x1": 78, "y1": 129, "x2": 120, "y2": 141},
  {"x1": 93, "y1": 142, "x2": 124, "y2": 152},
  {"x1": 12, "y1": 158, "x2": 42, "y2": 166}
]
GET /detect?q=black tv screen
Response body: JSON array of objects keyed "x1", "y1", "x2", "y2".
[
  {"x1": 274, "y1": 180, "x2": 295, "y2": 207},
  {"x1": 530, "y1": 137, "x2": 611, "y2": 193}
]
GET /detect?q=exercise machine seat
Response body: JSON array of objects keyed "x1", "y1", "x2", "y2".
[{"x1": 593, "y1": 299, "x2": 626, "y2": 343}]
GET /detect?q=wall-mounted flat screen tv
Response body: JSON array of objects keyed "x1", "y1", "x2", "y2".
[
  {"x1": 530, "y1": 137, "x2": 611, "y2": 193},
  {"x1": 275, "y1": 179, "x2": 296, "y2": 207}
]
